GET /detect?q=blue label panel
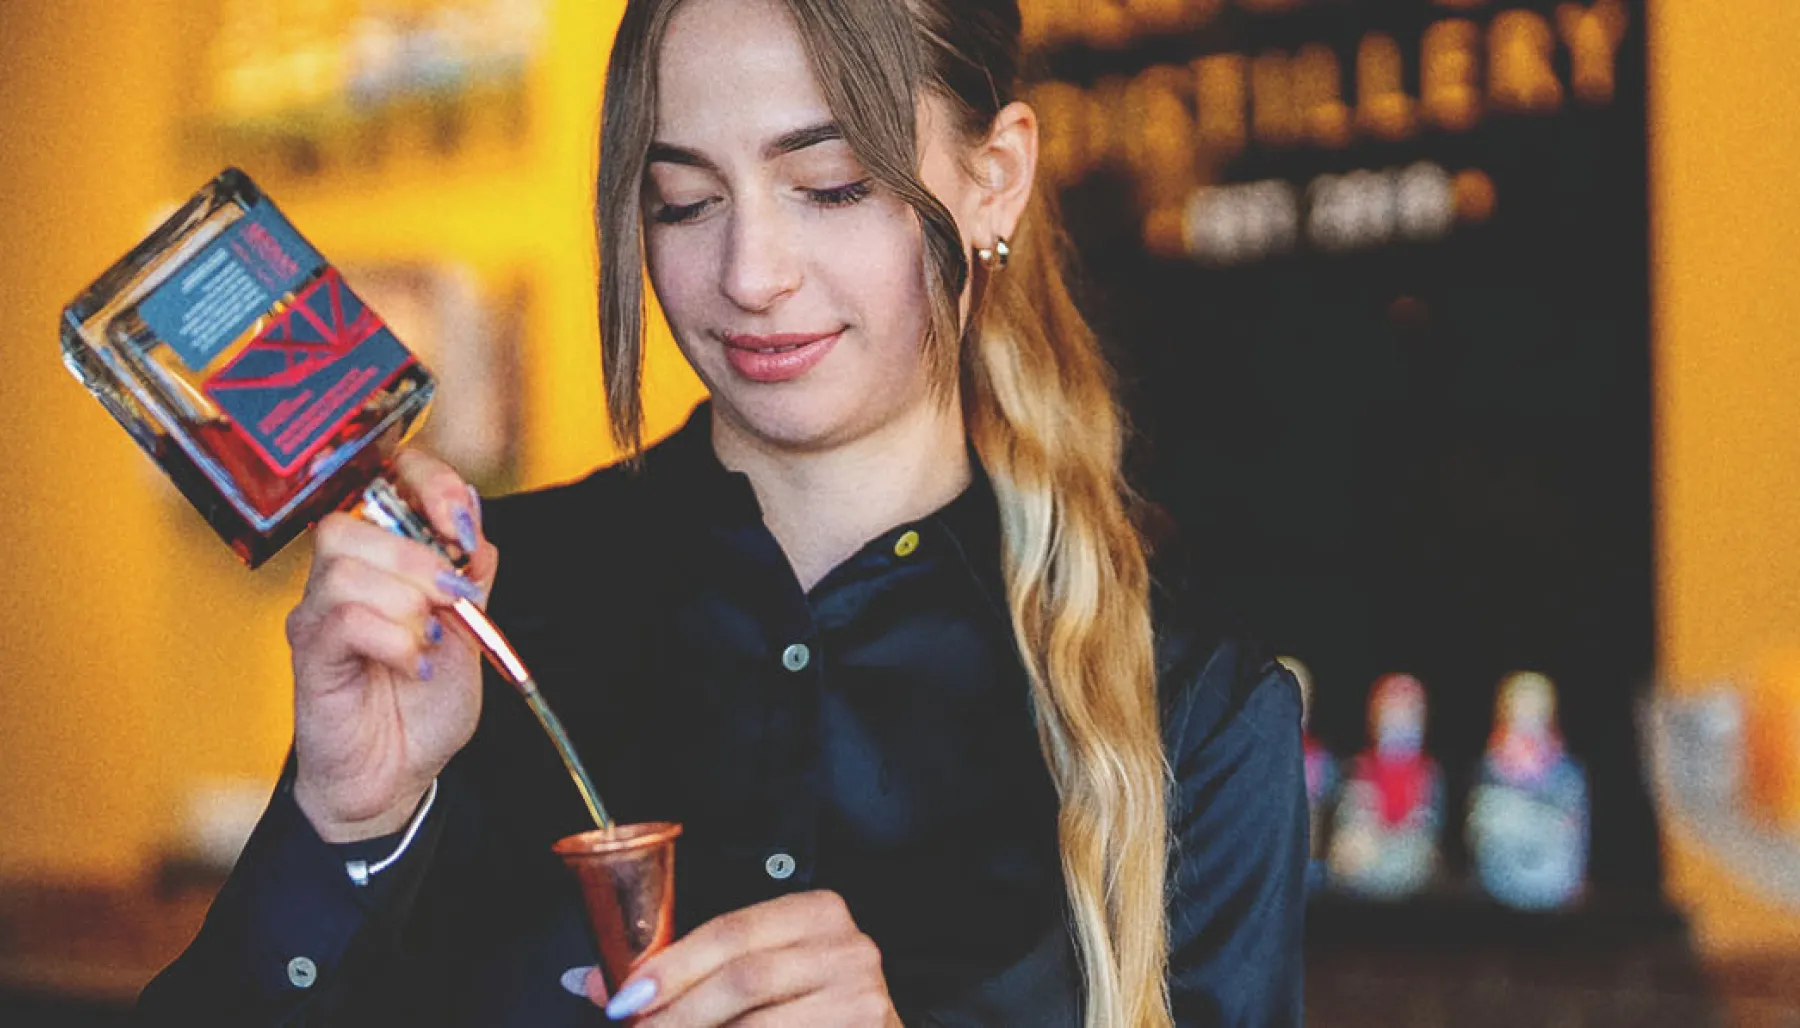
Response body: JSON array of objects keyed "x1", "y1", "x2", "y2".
[
  {"x1": 204, "y1": 268, "x2": 413, "y2": 476},
  {"x1": 138, "y1": 201, "x2": 325, "y2": 372}
]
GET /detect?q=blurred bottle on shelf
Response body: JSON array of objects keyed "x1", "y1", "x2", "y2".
[
  {"x1": 282, "y1": 0, "x2": 354, "y2": 111},
  {"x1": 204, "y1": 0, "x2": 547, "y2": 150},
  {"x1": 1466, "y1": 671, "x2": 1590, "y2": 910},
  {"x1": 347, "y1": 3, "x2": 406, "y2": 106},
  {"x1": 209, "y1": 0, "x2": 282, "y2": 125},
  {"x1": 1328, "y1": 673, "x2": 1443, "y2": 900}
]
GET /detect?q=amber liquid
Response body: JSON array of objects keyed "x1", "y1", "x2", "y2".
[{"x1": 177, "y1": 365, "x2": 426, "y2": 565}]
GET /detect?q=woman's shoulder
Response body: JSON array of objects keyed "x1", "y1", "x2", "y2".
[
  {"x1": 481, "y1": 405, "x2": 723, "y2": 563},
  {"x1": 1151, "y1": 575, "x2": 1304, "y2": 773}
]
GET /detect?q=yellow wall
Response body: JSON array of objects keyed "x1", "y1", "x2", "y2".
[
  {"x1": 1652, "y1": 0, "x2": 1800, "y2": 954},
  {"x1": 0, "y1": 0, "x2": 184, "y2": 885},
  {"x1": 0, "y1": 0, "x2": 702, "y2": 887},
  {"x1": 1655, "y1": 0, "x2": 1800, "y2": 686}
]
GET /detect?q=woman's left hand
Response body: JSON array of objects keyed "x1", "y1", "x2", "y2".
[{"x1": 586, "y1": 891, "x2": 901, "y2": 1027}]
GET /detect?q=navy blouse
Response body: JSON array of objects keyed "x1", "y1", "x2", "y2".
[{"x1": 139, "y1": 404, "x2": 1307, "y2": 1026}]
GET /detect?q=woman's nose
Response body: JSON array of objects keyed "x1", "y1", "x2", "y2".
[{"x1": 719, "y1": 198, "x2": 802, "y2": 312}]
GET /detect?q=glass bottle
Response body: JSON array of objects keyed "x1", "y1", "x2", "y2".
[
  {"x1": 61, "y1": 167, "x2": 438, "y2": 567},
  {"x1": 60, "y1": 167, "x2": 609, "y2": 829}
]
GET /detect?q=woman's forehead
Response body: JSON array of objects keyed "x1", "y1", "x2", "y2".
[{"x1": 655, "y1": 0, "x2": 826, "y2": 136}]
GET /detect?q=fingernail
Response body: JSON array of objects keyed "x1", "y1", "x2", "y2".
[
  {"x1": 606, "y1": 978, "x2": 657, "y2": 1020},
  {"x1": 417, "y1": 656, "x2": 434, "y2": 681},
  {"x1": 425, "y1": 617, "x2": 444, "y2": 646},
  {"x1": 561, "y1": 966, "x2": 597, "y2": 997},
  {"x1": 467, "y1": 485, "x2": 483, "y2": 529},
  {"x1": 436, "y1": 571, "x2": 482, "y2": 603},
  {"x1": 454, "y1": 506, "x2": 478, "y2": 553}
]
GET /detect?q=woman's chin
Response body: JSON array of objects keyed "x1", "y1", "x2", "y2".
[
  {"x1": 704, "y1": 359, "x2": 939, "y2": 456},
  {"x1": 712, "y1": 392, "x2": 863, "y2": 453}
]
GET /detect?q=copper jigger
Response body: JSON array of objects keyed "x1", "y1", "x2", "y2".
[{"x1": 555, "y1": 822, "x2": 683, "y2": 994}]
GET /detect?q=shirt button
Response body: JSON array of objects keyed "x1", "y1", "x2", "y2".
[
  {"x1": 287, "y1": 956, "x2": 318, "y2": 989},
  {"x1": 765, "y1": 852, "x2": 797, "y2": 880},
  {"x1": 894, "y1": 530, "x2": 921, "y2": 558},
  {"x1": 781, "y1": 643, "x2": 811, "y2": 672}
]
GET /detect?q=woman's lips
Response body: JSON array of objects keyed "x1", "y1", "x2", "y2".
[{"x1": 720, "y1": 329, "x2": 843, "y2": 383}]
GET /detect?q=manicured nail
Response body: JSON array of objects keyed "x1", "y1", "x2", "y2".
[
  {"x1": 560, "y1": 966, "x2": 597, "y2": 997},
  {"x1": 416, "y1": 656, "x2": 434, "y2": 681},
  {"x1": 425, "y1": 617, "x2": 445, "y2": 646},
  {"x1": 606, "y1": 978, "x2": 657, "y2": 1020},
  {"x1": 436, "y1": 571, "x2": 482, "y2": 603},
  {"x1": 467, "y1": 485, "x2": 483, "y2": 530},
  {"x1": 453, "y1": 506, "x2": 478, "y2": 553}
]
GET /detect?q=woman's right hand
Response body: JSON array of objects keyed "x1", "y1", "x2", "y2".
[{"x1": 286, "y1": 450, "x2": 499, "y2": 843}]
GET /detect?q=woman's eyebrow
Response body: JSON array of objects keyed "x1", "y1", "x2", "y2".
[
  {"x1": 646, "y1": 121, "x2": 844, "y2": 169},
  {"x1": 764, "y1": 121, "x2": 843, "y2": 158},
  {"x1": 646, "y1": 142, "x2": 714, "y2": 170}
]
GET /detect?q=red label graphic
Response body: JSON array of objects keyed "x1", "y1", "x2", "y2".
[{"x1": 203, "y1": 268, "x2": 414, "y2": 477}]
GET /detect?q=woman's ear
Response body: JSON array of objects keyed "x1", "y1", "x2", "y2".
[{"x1": 972, "y1": 101, "x2": 1039, "y2": 244}]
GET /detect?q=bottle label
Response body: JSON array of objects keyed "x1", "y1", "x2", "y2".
[
  {"x1": 138, "y1": 199, "x2": 415, "y2": 477},
  {"x1": 202, "y1": 267, "x2": 415, "y2": 476},
  {"x1": 139, "y1": 202, "x2": 325, "y2": 372}
]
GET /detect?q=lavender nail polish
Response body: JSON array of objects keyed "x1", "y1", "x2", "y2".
[
  {"x1": 417, "y1": 656, "x2": 434, "y2": 681},
  {"x1": 425, "y1": 617, "x2": 444, "y2": 646},
  {"x1": 436, "y1": 571, "x2": 482, "y2": 602},
  {"x1": 560, "y1": 966, "x2": 597, "y2": 997},
  {"x1": 453, "y1": 507, "x2": 479, "y2": 553},
  {"x1": 606, "y1": 978, "x2": 657, "y2": 1020}
]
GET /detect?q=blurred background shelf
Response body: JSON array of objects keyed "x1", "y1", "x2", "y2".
[
  {"x1": 0, "y1": 883, "x2": 211, "y2": 1021},
  {"x1": 3, "y1": 879, "x2": 1788, "y2": 1027}
]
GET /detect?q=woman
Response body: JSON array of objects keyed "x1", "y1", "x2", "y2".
[{"x1": 139, "y1": 0, "x2": 1305, "y2": 1024}]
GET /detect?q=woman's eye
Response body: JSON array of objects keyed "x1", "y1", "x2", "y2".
[
  {"x1": 652, "y1": 198, "x2": 715, "y2": 225},
  {"x1": 803, "y1": 179, "x2": 874, "y2": 208}
]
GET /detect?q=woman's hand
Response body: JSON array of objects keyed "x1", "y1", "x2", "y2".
[
  {"x1": 287, "y1": 450, "x2": 498, "y2": 843},
  {"x1": 587, "y1": 891, "x2": 901, "y2": 1027}
]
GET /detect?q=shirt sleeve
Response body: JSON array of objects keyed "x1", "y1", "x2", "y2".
[
  {"x1": 135, "y1": 757, "x2": 445, "y2": 1026},
  {"x1": 1163, "y1": 640, "x2": 1309, "y2": 1027}
]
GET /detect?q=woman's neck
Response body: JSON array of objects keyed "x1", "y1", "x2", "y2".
[{"x1": 712, "y1": 401, "x2": 973, "y2": 592}]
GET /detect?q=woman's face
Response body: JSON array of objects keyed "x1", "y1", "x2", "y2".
[{"x1": 644, "y1": 0, "x2": 990, "y2": 452}]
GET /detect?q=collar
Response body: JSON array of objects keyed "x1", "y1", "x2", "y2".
[
  {"x1": 640, "y1": 401, "x2": 1004, "y2": 587},
  {"x1": 641, "y1": 401, "x2": 765, "y2": 527}
]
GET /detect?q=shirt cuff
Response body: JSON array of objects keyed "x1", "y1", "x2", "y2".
[
  {"x1": 214, "y1": 769, "x2": 441, "y2": 1001},
  {"x1": 331, "y1": 778, "x2": 439, "y2": 899}
]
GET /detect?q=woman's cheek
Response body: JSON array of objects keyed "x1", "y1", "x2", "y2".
[
  {"x1": 646, "y1": 233, "x2": 715, "y2": 328},
  {"x1": 827, "y1": 210, "x2": 924, "y2": 308}
]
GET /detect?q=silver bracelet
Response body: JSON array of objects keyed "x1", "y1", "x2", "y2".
[{"x1": 344, "y1": 779, "x2": 439, "y2": 888}]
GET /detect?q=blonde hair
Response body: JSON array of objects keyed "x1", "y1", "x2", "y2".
[{"x1": 597, "y1": 2, "x2": 1171, "y2": 1023}]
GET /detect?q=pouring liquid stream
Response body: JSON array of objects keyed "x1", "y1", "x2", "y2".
[
  {"x1": 448, "y1": 596, "x2": 613, "y2": 830},
  {"x1": 358, "y1": 481, "x2": 613, "y2": 830},
  {"x1": 441, "y1": 594, "x2": 612, "y2": 830}
]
